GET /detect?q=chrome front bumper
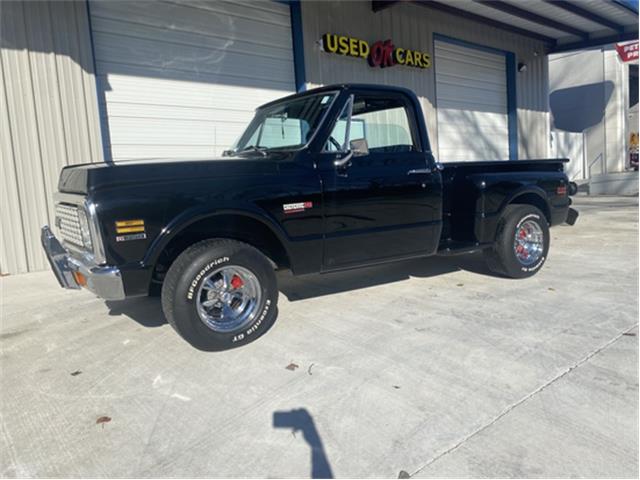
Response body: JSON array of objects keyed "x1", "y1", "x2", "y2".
[{"x1": 41, "y1": 226, "x2": 125, "y2": 300}]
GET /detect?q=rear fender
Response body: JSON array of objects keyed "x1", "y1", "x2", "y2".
[
  {"x1": 475, "y1": 184, "x2": 551, "y2": 243},
  {"x1": 498, "y1": 186, "x2": 551, "y2": 221}
]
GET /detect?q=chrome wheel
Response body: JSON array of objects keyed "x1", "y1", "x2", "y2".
[
  {"x1": 196, "y1": 266, "x2": 262, "y2": 333},
  {"x1": 513, "y1": 220, "x2": 544, "y2": 266}
]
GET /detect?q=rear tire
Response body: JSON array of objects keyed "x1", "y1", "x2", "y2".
[
  {"x1": 161, "y1": 239, "x2": 278, "y2": 351},
  {"x1": 484, "y1": 205, "x2": 550, "y2": 279}
]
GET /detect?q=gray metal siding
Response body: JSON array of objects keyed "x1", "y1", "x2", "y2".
[
  {"x1": 89, "y1": 0, "x2": 295, "y2": 160},
  {"x1": 0, "y1": 1, "x2": 103, "y2": 275},
  {"x1": 300, "y1": 0, "x2": 550, "y2": 161}
]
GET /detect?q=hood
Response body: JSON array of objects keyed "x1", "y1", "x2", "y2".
[{"x1": 58, "y1": 155, "x2": 284, "y2": 195}]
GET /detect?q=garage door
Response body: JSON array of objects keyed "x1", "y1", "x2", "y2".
[
  {"x1": 434, "y1": 38, "x2": 511, "y2": 162},
  {"x1": 89, "y1": 0, "x2": 295, "y2": 161}
]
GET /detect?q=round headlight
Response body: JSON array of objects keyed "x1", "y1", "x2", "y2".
[{"x1": 77, "y1": 208, "x2": 93, "y2": 252}]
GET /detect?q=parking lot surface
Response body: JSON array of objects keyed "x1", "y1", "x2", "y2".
[{"x1": 1, "y1": 195, "x2": 638, "y2": 478}]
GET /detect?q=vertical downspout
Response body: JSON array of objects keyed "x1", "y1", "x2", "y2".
[
  {"x1": 85, "y1": 0, "x2": 112, "y2": 163},
  {"x1": 289, "y1": 0, "x2": 306, "y2": 92},
  {"x1": 506, "y1": 52, "x2": 518, "y2": 160}
]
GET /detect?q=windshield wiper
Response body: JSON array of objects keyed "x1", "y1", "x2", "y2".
[{"x1": 229, "y1": 145, "x2": 268, "y2": 157}]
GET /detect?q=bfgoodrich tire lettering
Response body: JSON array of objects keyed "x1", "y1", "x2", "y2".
[
  {"x1": 161, "y1": 239, "x2": 278, "y2": 351},
  {"x1": 484, "y1": 205, "x2": 550, "y2": 279}
]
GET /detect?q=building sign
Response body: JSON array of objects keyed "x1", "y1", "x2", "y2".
[
  {"x1": 615, "y1": 41, "x2": 638, "y2": 62},
  {"x1": 321, "y1": 33, "x2": 431, "y2": 69}
]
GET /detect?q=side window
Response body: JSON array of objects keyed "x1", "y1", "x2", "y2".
[
  {"x1": 351, "y1": 96, "x2": 416, "y2": 153},
  {"x1": 325, "y1": 94, "x2": 417, "y2": 153}
]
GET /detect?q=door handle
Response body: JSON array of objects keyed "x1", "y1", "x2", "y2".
[
  {"x1": 334, "y1": 151, "x2": 354, "y2": 168},
  {"x1": 407, "y1": 168, "x2": 431, "y2": 175}
]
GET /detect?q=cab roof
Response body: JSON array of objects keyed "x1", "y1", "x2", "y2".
[{"x1": 258, "y1": 84, "x2": 417, "y2": 109}]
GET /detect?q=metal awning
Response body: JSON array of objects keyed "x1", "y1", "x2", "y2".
[{"x1": 372, "y1": 0, "x2": 639, "y2": 53}]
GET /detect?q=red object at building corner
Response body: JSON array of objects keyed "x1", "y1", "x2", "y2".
[{"x1": 615, "y1": 41, "x2": 639, "y2": 62}]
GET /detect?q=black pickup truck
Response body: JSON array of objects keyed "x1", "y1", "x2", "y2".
[{"x1": 42, "y1": 84, "x2": 578, "y2": 350}]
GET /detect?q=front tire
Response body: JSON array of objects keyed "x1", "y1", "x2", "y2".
[
  {"x1": 161, "y1": 239, "x2": 278, "y2": 351},
  {"x1": 484, "y1": 205, "x2": 550, "y2": 279}
]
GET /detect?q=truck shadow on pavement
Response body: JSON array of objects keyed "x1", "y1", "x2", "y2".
[
  {"x1": 105, "y1": 296, "x2": 167, "y2": 327},
  {"x1": 278, "y1": 251, "x2": 494, "y2": 301},
  {"x1": 104, "y1": 252, "x2": 495, "y2": 327}
]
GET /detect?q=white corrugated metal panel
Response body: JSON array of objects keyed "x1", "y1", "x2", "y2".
[
  {"x1": 435, "y1": 40, "x2": 508, "y2": 162},
  {"x1": 0, "y1": 60, "x2": 29, "y2": 275},
  {"x1": 551, "y1": 130, "x2": 586, "y2": 181},
  {"x1": 301, "y1": 1, "x2": 549, "y2": 161},
  {"x1": 0, "y1": 1, "x2": 103, "y2": 274},
  {"x1": 89, "y1": 0, "x2": 295, "y2": 160}
]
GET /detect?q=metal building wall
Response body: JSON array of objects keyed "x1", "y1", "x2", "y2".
[
  {"x1": 1, "y1": 1, "x2": 103, "y2": 275},
  {"x1": 549, "y1": 48, "x2": 630, "y2": 178},
  {"x1": 300, "y1": 1, "x2": 550, "y2": 160},
  {"x1": 604, "y1": 49, "x2": 627, "y2": 174}
]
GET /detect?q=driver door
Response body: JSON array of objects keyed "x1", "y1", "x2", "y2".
[{"x1": 318, "y1": 90, "x2": 443, "y2": 270}]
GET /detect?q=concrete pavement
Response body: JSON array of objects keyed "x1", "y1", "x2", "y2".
[{"x1": 1, "y1": 195, "x2": 638, "y2": 478}]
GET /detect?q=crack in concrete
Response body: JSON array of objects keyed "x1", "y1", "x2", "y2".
[{"x1": 410, "y1": 323, "x2": 639, "y2": 478}]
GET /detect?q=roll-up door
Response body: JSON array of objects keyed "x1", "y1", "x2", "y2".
[
  {"x1": 435, "y1": 38, "x2": 510, "y2": 162},
  {"x1": 89, "y1": 0, "x2": 295, "y2": 160}
]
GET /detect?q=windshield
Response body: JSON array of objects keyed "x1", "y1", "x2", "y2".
[{"x1": 230, "y1": 92, "x2": 337, "y2": 154}]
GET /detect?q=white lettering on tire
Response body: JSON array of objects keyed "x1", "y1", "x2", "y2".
[
  {"x1": 232, "y1": 299, "x2": 272, "y2": 343},
  {"x1": 186, "y1": 256, "x2": 230, "y2": 300},
  {"x1": 522, "y1": 256, "x2": 545, "y2": 272}
]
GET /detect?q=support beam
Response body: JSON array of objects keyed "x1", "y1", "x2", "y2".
[
  {"x1": 372, "y1": 1, "x2": 399, "y2": 13},
  {"x1": 413, "y1": 1, "x2": 557, "y2": 45},
  {"x1": 475, "y1": 0, "x2": 590, "y2": 40},
  {"x1": 545, "y1": 0, "x2": 625, "y2": 34},
  {"x1": 550, "y1": 31, "x2": 639, "y2": 53}
]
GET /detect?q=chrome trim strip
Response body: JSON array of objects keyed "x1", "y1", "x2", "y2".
[
  {"x1": 41, "y1": 226, "x2": 80, "y2": 290},
  {"x1": 53, "y1": 192, "x2": 107, "y2": 265},
  {"x1": 41, "y1": 225, "x2": 124, "y2": 300},
  {"x1": 54, "y1": 192, "x2": 85, "y2": 205},
  {"x1": 84, "y1": 199, "x2": 106, "y2": 265},
  {"x1": 67, "y1": 257, "x2": 124, "y2": 300}
]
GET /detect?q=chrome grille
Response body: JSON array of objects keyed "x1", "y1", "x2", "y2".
[{"x1": 55, "y1": 203, "x2": 83, "y2": 248}]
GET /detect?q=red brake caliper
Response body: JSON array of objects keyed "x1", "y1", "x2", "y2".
[
  {"x1": 517, "y1": 227, "x2": 528, "y2": 258},
  {"x1": 230, "y1": 274, "x2": 244, "y2": 289},
  {"x1": 519, "y1": 227, "x2": 527, "y2": 239}
]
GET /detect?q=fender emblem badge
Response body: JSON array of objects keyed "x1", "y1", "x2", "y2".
[
  {"x1": 283, "y1": 201, "x2": 313, "y2": 214},
  {"x1": 116, "y1": 233, "x2": 147, "y2": 242}
]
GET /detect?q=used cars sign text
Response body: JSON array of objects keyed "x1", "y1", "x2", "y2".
[{"x1": 321, "y1": 33, "x2": 431, "y2": 69}]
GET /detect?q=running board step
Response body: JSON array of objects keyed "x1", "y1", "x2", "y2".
[{"x1": 437, "y1": 241, "x2": 492, "y2": 256}]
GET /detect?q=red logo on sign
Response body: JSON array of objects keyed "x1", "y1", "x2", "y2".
[{"x1": 368, "y1": 40, "x2": 396, "y2": 68}]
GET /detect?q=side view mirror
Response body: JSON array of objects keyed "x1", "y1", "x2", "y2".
[
  {"x1": 334, "y1": 138, "x2": 369, "y2": 168},
  {"x1": 350, "y1": 138, "x2": 369, "y2": 157}
]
